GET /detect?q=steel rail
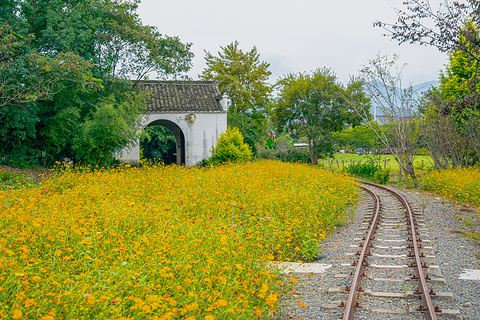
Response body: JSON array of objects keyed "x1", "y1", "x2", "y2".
[
  {"x1": 360, "y1": 181, "x2": 438, "y2": 320},
  {"x1": 342, "y1": 186, "x2": 381, "y2": 320}
]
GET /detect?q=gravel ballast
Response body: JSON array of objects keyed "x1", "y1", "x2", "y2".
[{"x1": 277, "y1": 186, "x2": 480, "y2": 320}]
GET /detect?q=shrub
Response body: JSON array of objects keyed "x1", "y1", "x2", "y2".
[
  {"x1": 374, "y1": 168, "x2": 390, "y2": 184},
  {"x1": 0, "y1": 146, "x2": 42, "y2": 169},
  {"x1": 209, "y1": 127, "x2": 253, "y2": 165},
  {"x1": 72, "y1": 96, "x2": 143, "y2": 167},
  {"x1": 344, "y1": 161, "x2": 380, "y2": 179}
]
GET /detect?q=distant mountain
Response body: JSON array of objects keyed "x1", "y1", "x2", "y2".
[
  {"x1": 369, "y1": 80, "x2": 439, "y2": 117},
  {"x1": 411, "y1": 80, "x2": 439, "y2": 95}
]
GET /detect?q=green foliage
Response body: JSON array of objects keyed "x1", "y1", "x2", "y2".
[
  {"x1": 374, "y1": 168, "x2": 391, "y2": 184},
  {"x1": 72, "y1": 96, "x2": 144, "y2": 167},
  {"x1": 201, "y1": 41, "x2": 272, "y2": 113},
  {"x1": 0, "y1": 25, "x2": 97, "y2": 158},
  {"x1": 140, "y1": 126, "x2": 177, "y2": 164},
  {"x1": 0, "y1": 0, "x2": 193, "y2": 167},
  {"x1": 265, "y1": 135, "x2": 294, "y2": 150},
  {"x1": 422, "y1": 22, "x2": 480, "y2": 168},
  {"x1": 344, "y1": 161, "x2": 380, "y2": 179},
  {"x1": 439, "y1": 21, "x2": 480, "y2": 103},
  {"x1": 257, "y1": 149, "x2": 311, "y2": 164},
  {"x1": 0, "y1": 146, "x2": 43, "y2": 169},
  {"x1": 344, "y1": 160, "x2": 390, "y2": 184},
  {"x1": 227, "y1": 111, "x2": 266, "y2": 155},
  {"x1": 201, "y1": 41, "x2": 272, "y2": 153},
  {"x1": 334, "y1": 123, "x2": 383, "y2": 151},
  {"x1": 299, "y1": 234, "x2": 319, "y2": 261},
  {"x1": 209, "y1": 128, "x2": 253, "y2": 165},
  {"x1": 273, "y1": 68, "x2": 370, "y2": 165}
]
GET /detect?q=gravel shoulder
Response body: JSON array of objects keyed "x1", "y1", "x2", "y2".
[{"x1": 278, "y1": 186, "x2": 480, "y2": 320}]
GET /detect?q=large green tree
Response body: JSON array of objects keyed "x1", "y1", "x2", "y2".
[
  {"x1": 200, "y1": 41, "x2": 272, "y2": 153},
  {"x1": 200, "y1": 41, "x2": 272, "y2": 113},
  {"x1": 0, "y1": 0, "x2": 193, "y2": 166},
  {"x1": 273, "y1": 68, "x2": 370, "y2": 165}
]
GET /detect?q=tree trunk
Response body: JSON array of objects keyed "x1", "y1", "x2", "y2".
[
  {"x1": 405, "y1": 160, "x2": 417, "y2": 186},
  {"x1": 308, "y1": 139, "x2": 318, "y2": 165}
]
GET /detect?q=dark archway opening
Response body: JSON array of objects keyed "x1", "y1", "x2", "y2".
[{"x1": 140, "y1": 120, "x2": 185, "y2": 165}]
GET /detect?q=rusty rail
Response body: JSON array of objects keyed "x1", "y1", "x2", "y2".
[
  {"x1": 342, "y1": 181, "x2": 438, "y2": 320},
  {"x1": 342, "y1": 186, "x2": 380, "y2": 320}
]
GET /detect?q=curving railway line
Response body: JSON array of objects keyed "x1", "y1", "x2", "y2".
[
  {"x1": 302, "y1": 181, "x2": 461, "y2": 319},
  {"x1": 340, "y1": 181, "x2": 443, "y2": 319}
]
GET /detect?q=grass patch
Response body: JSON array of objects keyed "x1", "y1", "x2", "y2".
[
  {"x1": 321, "y1": 154, "x2": 433, "y2": 171},
  {"x1": 461, "y1": 231, "x2": 480, "y2": 242},
  {"x1": 0, "y1": 160, "x2": 358, "y2": 319},
  {"x1": 0, "y1": 169, "x2": 35, "y2": 190},
  {"x1": 320, "y1": 154, "x2": 434, "y2": 185}
]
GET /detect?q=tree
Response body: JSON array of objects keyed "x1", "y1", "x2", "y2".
[
  {"x1": 273, "y1": 68, "x2": 370, "y2": 165},
  {"x1": 0, "y1": 0, "x2": 193, "y2": 166},
  {"x1": 200, "y1": 41, "x2": 272, "y2": 113},
  {"x1": 0, "y1": 24, "x2": 97, "y2": 160},
  {"x1": 140, "y1": 126, "x2": 177, "y2": 165},
  {"x1": 374, "y1": 0, "x2": 480, "y2": 59},
  {"x1": 421, "y1": 91, "x2": 480, "y2": 168},
  {"x1": 334, "y1": 123, "x2": 383, "y2": 153},
  {"x1": 436, "y1": 21, "x2": 480, "y2": 111},
  {"x1": 72, "y1": 94, "x2": 145, "y2": 167},
  {"x1": 346, "y1": 55, "x2": 423, "y2": 183},
  {"x1": 422, "y1": 34, "x2": 480, "y2": 168},
  {"x1": 227, "y1": 111, "x2": 266, "y2": 155},
  {"x1": 375, "y1": 1, "x2": 480, "y2": 110},
  {"x1": 375, "y1": 1, "x2": 480, "y2": 168},
  {"x1": 200, "y1": 41, "x2": 272, "y2": 153}
]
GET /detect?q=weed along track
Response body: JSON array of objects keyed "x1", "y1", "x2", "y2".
[{"x1": 321, "y1": 182, "x2": 460, "y2": 319}]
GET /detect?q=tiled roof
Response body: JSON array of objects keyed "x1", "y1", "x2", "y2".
[{"x1": 136, "y1": 81, "x2": 224, "y2": 112}]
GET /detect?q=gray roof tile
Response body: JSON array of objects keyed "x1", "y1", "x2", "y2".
[{"x1": 136, "y1": 81, "x2": 223, "y2": 112}]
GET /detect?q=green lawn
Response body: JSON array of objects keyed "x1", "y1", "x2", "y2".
[
  {"x1": 321, "y1": 153, "x2": 433, "y2": 170},
  {"x1": 320, "y1": 153, "x2": 434, "y2": 183}
]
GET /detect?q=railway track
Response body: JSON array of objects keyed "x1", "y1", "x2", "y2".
[{"x1": 320, "y1": 182, "x2": 460, "y2": 319}]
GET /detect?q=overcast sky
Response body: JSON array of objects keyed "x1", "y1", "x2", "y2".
[{"x1": 137, "y1": 0, "x2": 448, "y2": 86}]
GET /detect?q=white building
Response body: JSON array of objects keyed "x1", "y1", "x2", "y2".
[{"x1": 119, "y1": 81, "x2": 228, "y2": 166}]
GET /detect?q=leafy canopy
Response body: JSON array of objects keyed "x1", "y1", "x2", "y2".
[
  {"x1": 273, "y1": 68, "x2": 370, "y2": 165},
  {"x1": 201, "y1": 41, "x2": 272, "y2": 154},
  {"x1": 200, "y1": 41, "x2": 272, "y2": 113},
  {"x1": 0, "y1": 0, "x2": 193, "y2": 167},
  {"x1": 140, "y1": 126, "x2": 177, "y2": 165},
  {"x1": 334, "y1": 123, "x2": 383, "y2": 151},
  {"x1": 438, "y1": 21, "x2": 480, "y2": 108}
]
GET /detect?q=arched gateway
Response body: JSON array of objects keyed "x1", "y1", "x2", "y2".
[{"x1": 119, "y1": 81, "x2": 228, "y2": 166}]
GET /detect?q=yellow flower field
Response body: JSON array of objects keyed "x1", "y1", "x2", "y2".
[
  {"x1": 421, "y1": 167, "x2": 480, "y2": 208},
  {"x1": 0, "y1": 160, "x2": 358, "y2": 319}
]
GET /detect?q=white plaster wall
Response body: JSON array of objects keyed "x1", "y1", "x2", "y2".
[{"x1": 119, "y1": 111, "x2": 227, "y2": 166}]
